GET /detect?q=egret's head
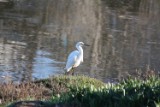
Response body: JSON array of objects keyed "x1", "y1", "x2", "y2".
[{"x1": 76, "y1": 42, "x2": 84, "y2": 47}]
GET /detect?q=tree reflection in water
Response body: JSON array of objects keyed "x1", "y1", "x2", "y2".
[{"x1": 0, "y1": 0, "x2": 160, "y2": 83}]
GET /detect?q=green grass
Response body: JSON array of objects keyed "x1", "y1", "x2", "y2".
[
  {"x1": 36, "y1": 75, "x2": 106, "y2": 95},
  {"x1": 0, "y1": 75, "x2": 160, "y2": 107},
  {"x1": 51, "y1": 76, "x2": 160, "y2": 107}
]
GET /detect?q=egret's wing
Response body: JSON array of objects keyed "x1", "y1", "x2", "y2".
[{"x1": 65, "y1": 50, "x2": 79, "y2": 72}]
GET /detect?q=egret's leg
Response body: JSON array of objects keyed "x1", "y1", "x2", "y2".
[
  {"x1": 65, "y1": 68, "x2": 75, "y2": 75},
  {"x1": 65, "y1": 70, "x2": 70, "y2": 75},
  {"x1": 65, "y1": 71, "x2": 68, "y2": 75},
  {"x1": 72, "y1": 68, "x2": 74, "y2": 75}
]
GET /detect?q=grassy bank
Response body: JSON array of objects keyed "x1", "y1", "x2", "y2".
[
  {"x1": 0, "y1": 75, "x2": 160, "y2": 107},
  {"x1": 0, "y1": 76, "x2": 105, "y2": 106},
  {"x1": 51, "y1": 76, "x2": 160, "y2": 107}
]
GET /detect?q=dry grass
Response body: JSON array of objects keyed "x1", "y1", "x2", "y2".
[
  {"x1": 0, "y1": 75, "x2": 105, "y2": 105},
  {"x1": 0, "y1": 82, "x2": 51, "y2": 104}
]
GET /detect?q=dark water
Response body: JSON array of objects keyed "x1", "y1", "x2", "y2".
[{"x1": 0, "y1": 0, "x2": 160, "y2": 83}]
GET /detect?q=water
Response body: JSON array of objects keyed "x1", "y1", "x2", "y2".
[{"x1": 0, "y1": 0, "x2": 160, "y2": 83}]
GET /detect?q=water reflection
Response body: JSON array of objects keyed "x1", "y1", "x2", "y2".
[
  {"x1": 0, "y1": 0, "x2": 160, "y2": 83},
  {"x1": 32, "y1": 50, "x2": 64, "y2": 80}
]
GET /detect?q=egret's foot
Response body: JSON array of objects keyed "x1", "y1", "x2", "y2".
[
  {"x1": 65, "y1": 72, "x2": 70, "y2": 75},
  {"x1": 71, "y1": 72, "x2": 74, "y2": 76},
  {"x1": 65, "y1": 71, "x2": 74, "y2": 75},
  {"x1": 64, "y1": 68, "x2": 75, "y2": 75}
]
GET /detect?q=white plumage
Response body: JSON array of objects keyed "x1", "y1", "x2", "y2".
[{"x1": 65, "y1": 42, "x2": 84, "y2": 75}]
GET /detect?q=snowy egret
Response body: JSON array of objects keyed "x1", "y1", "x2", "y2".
[{"x1": 65, "y1": 42, "x2": 88, "y2": 75}]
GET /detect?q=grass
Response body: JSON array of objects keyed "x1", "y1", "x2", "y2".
[
  {"x1": 51, "y1": 76, "x2": 160, "y2": 107},
  {"x1": 0, "y1": 75, "x2": 159, "y2": 107},
  {"x1": 0, "y1": 75, "x2": 105, "y2": 106},
  {"x1": 35, "y1": 75, "x2": 105, "y2": 95}
]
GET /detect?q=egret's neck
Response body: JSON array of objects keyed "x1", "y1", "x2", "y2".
[
  {"x1": 76, "y1": 45, "x2": 83, "y2": 62},
  {"x1": 76, "y1": 45, "x2": 83, "y2": 54}
]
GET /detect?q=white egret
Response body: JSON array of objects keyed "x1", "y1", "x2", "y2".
[{"x1": 65, "y1": 42, "x2": 88, "y2": 75}]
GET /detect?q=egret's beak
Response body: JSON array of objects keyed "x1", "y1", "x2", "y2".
[{"x1": 84, "y1": 44, "x2": 90, "y2": 46}]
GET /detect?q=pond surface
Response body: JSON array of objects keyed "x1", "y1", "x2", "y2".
[{"x1": 0, "y1": 0, "x2": 160, "y2": 83}]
